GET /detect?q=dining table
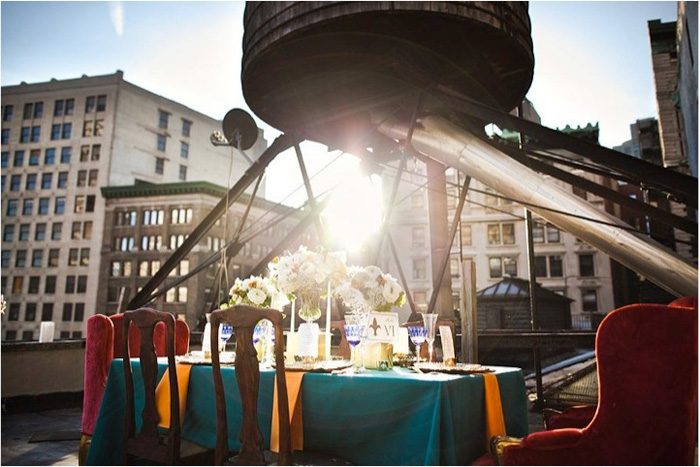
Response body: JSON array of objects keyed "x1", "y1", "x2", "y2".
[{"x1": 85, "y1": 359, "x2": 529, "y2": 465}]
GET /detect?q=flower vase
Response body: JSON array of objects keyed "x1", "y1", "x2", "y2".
[{"x1": 298, "y1": 291, "x2": 322, "y2": 323}]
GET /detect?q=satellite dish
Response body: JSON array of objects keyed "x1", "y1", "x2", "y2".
[{"x1": 222, "y1": 109, "x2": 258, "y2": 150}]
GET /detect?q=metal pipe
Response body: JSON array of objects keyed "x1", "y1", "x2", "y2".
[{"x1": 375, "y1": 114, "x2": 698, "y2": 297}]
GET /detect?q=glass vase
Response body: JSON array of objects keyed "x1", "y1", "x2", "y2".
[{"x1": 298, "y1": 290, "x2": 322, "y2": 322}]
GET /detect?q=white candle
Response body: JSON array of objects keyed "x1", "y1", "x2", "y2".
[
  {"x1": 325, "y1": 281, "x2": 331, "y2": 360},
  {"x1": 290, "y1": 299, "x2": 296, "y2": 332}
]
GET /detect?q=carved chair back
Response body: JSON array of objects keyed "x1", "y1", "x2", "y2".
[
  {"x1": 122, "y1": 308, "x2": 180, "y2": 465},
  {"x1": 210, "y1": 306, "x2": 291, "y2": 466}
]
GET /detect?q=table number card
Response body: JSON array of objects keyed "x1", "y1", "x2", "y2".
[
  {"x1": 439, "y1": 325, "x2": 455, "y2": 361},
  {"x1": 365, "y1": 312, "x2": 399, "y2": 342}
]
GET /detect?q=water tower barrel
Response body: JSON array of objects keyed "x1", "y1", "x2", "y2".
[{"x1": 241, "y1": 1, "x2": 534, "y2": 138}]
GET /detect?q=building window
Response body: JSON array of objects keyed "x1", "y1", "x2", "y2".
[
  {"x1": 74, "y1": 303, "x2": 85, "y2": 321},
  {"x1": 115, "y1": 236, "x2": 135, "y2": 251},
  {"x1": 60, "y1": 147, "x2": 71, "y2": 163},
  {"x1": 22, "y1": 199, "x2": 34, "y2": 216},
  {"x1": 8, "y1": 303, "x2": 20, "y2": 321},
  {"x1": 581, "y1": 289, "x2": 598, "y2": 312},
  {"x1": 82, "y1": 121, "x2": 93, "y2": 137},
  {"x1": 80, "y1": 145, "x2": 89, "y2": 161},
  {"x1": 45, "y1": 148, "x2": 56, "y2": 164},
  {"x1": 111, "y1": 260, "x2": 132, "y2": 277},
  {"x1": 413, "y1": 259, "x2": 427, "y2": 280},
  {"x1": 487, "y1": 223, "x2": 515, "y2": 245},
  {"x1": 41, "y1": 173, "x2": 52, "y2": 189},
  {"x1": 165, "y1": 286, "x2": 188, "y2": 303},
  {"x1": 139, "y1": 260, "x2": 161, "y2": 277},
  {"x1": 6, "y1": 199, "x2": 18, "y2": 216},
  {"x1": 35, "y1": 223, "x2": 46, "y2": 241},
  {"x1": 170, "y1": 234, "x2": 186, "y2": 249},
  {"x1": 3, "y1": 104, "x2": 13, "y2": 121},
  {"x1": 412, "y1": 227, "x2": 426, "y2": 248},
  {"x1": 41, "y1": 303, "x2": 54, "y2": 321},
  {"x1": 143, "y1": 209, "x2": 164, "y2": 225},
  {"x1": 180, "y1": 142, "x2": 189, "y2": 158},
  {"x1": 54, "y1": 98, "x2": 75, "y2": 117},
  {"x1": 68, "y1": 248, "x2": 79, "y2": 266},
  {"x1": 33, "y1": 102, "x2": 44, "y2": 118},
  {"x1": 31, "y1": 249, "x2": 43, "y2": 267},
  {"x1": 48, "y1": 249, "x2": 60, "y2": 267},
  {"x1": 572, "y1": 185, "x2": 587, "y2": 200},
  {"x1": 62, "y1": 303, "x2": 73, "y2": 321},
  {"x1": 5, "y1": 330, "x2": 17, "y2": 340},
  {"x1": 171, "y1": 208, "x2": 193, "y2": 224},
  {"x1": 80, "y1": 248, "x2": 90, "y2": 266},
  {"x1": 158, "y1": 110, "x2": 170, "y2": 129},
  {"x1": 15, "y1": 250, "x2": 27, "y2": 267},
  {"x1": 21, "y1": 331, "x2": 34, "y2": 341},
  {"x1": 31, "y1": 126, "x2": 41, "y2": 142},
  {"x1": 1, "y1": 129, "x2": 9, "y2": 145},
  {"x1": 12, "y1": 276, "x2": 23, "y2": 294},
  {"x1": 83, "y1": 221, "x2": 93, "y2": 239},
  {"x1": 57, "y1": 171, "x2": 68, "y2": 188},
  {"x1": 535, "y1": 255, "x2": 563, "y2": 278},
  {"x1": 25, "y1": 173, "x2": 37, "y2": 191},
  {"x1": 51, "y1": 123, "x2": 71, "y2": 140},
  {"x1": 14, "y1": 150, "x2": 24, "y2": 167},
  {"x1": 19, "y1": 224, "x2": 30, "y2": 241},
  {"x1": 77, "y1": 170, "x2": 87, "y2": 187},
  {"x1": 1, "y1": 151, "x2": 8, "y2": 167},
  {"x1": 54, "y1": 197, "x2": 66, "y2": 214},
  {"x1": 10, "y1": 174, "x2": 21, "y2": 191},
  {"x1": 38, "y1": 197, "x2": 50, "y2": 215},
  {"x1": 85, "y1": 95, "x2": 107, "y2": 113},
  {"x1": 51, "y1": 223, "x2": 62, "y2": 241},
  {"x1": 3, "y1": 225, "x2": 15, "y2": 242},
  {"x1": 460, "y1": 224, "x2": 472, "y2": 246},
  {"x1": 169, "y1": 260, "x2": 189, "y2": 277},
  {"x1": 65, "y1": 275, "x2": 76, "y2": 293},
  {"x1": 23, "y1": 103, "x2": 32, "y2": 119},
  {"x1": 45, "y1": 276, "x2": 56, "y2": 294},
  {"x1": 155, "y1": 157, "x2": 164, "y2": 174},
  {"x1": 157, "y1": 134, "x2": 166, "y2": 152},
  {"x1": 91, "y1": 144, "x2": 101, "y2": 160},
  {"x1": 20, "y1": 126, "x2": 30, "y2": 143},
  {"x1": 88, "y1": 170, "x2": 98, "y2": 186},
  {"x1": 182, "y1": 119, "x2": 191, "y2": 137},
  {"x1": 141, "y1": 235, "x2": 163, "y2": 251},
  {"x1": 178, "y1": 165, "x2": 187, "y2": 181},
  {"x1": 25, "y1": 303, "x2": 37, "y2": 321},
  {"x1": 116, "y1": 211, "x2": 137, "y2": 226},
  {"x1": 28, "y1": 276, "x2": 40, "y2": 294},
  {"x1": 579, "y1": 254, "x2": 595, "y2": 277}
]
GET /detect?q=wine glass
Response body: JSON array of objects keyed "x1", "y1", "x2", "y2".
[
  {"x1": 219, "y1": 324, "x2": 233, "y2": 353},
  {"x1": 344, "y1": 323, "x2": 363, "y2": 372},
  {"x1": 408, "y1": 326, "x2": 427, "y2": 361},
  {"x1": 421, "y1": 313, "x2": 438, "y2": 363}
]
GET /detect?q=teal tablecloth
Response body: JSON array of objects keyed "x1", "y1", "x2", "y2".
[{"x1": 86, "y1": 360, "x2": 528, "y2": 465}]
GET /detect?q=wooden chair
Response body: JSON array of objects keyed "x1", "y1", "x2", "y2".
[
  {"x1": 122, "y1": 308, "x2": 211, "y2": 465},
  {"x1": 330, "y1": 320, "x2": 351, "y2": 359},
  {"x1": 210, "y1": 305, "x2": 352, "y2": 466}
]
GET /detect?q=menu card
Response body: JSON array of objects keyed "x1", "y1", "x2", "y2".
[
  {"x1": 394, "y1": 327, "x2": 410, "y2": 354},
  {"x1": 439, "y1": 325, "x2": 455, "y2": 361}
]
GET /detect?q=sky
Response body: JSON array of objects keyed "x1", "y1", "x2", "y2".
[{"x1": 0, "y1": 1, "x2": 680, "y2": 209}]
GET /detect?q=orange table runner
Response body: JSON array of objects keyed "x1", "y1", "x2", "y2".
[
  {"x1": 270, "y1": 371, "x2": 305, "y2": 453},
  {"x1": 483, "y1": 372, "x2": 506, "y2": 447},
  {"x1": 155, "y1": 363, "x2": 193, "y2": 429}
]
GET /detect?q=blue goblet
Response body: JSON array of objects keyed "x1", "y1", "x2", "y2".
[
  {"x1": 344, "y1": 323, "x2": 364, "y2": 372},
  {"x1": 408, "y1": 326, "x2": 427, "y2": 361},
  {"x1": 219, "y1": 324, "x2": 233, "y2": 352}
]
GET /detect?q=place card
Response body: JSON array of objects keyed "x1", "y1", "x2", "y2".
[
  {"x1": 439, "y1": 325, "x2": 455, "y2": 361},
  {"x1": 394, "y1": 327, "x2": 410, "y2": 354},
  {"x1": 39, "y1": 321, "x2": 54, "y2": 343},
  {"x1": 297, "y1": 322, "x2": 320, "y2": 358}
]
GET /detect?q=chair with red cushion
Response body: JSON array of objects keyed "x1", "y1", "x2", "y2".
[
  {"x1": 79, "y1": 313, "x2": 189, "y2": 464},
  {"x1": 497, "y1": 303, "x2": 698, "y2": 465},
  {"x1": 540, "y1": 296, "x2": 699, "y2": 433}
]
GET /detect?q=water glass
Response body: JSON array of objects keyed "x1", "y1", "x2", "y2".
[
  {"x1": 408, "y1": 326, "x2": 427, "y2": 361},
  {"x1": 421, "y1": 313, "x2": 438, "y2": 362}
]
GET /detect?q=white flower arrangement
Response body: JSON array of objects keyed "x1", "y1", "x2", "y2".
[
  {"x1": 268, "y1": 246, "x2": 348, "y2": 296},
  {"x1": 222, "y1": 275, "x2": 289, "y2": 310},
  {"x1": 334, "y1": 265, "x2": 406, "y2": 313}
]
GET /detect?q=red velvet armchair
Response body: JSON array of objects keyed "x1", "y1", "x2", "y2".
[
  {"x1": 542, "y1": 296, "x2": 698, "y2": 432},
  {"x1": 79, "y1": 313, "x2": 189, "y2": 464},
  {"x1": 499, "y1": 303, "x2": 698, "y2": 465}
]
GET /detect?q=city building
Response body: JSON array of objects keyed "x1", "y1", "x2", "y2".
[
  {"x1": 1, "y1": 71, "x2": 267, "y2": 340},
  {"x1": 383, "y1": 106, "x2": 615, "y2": 328},
  {"x1": 99, "y1": 181, "x2": 306, "y2": 331}
]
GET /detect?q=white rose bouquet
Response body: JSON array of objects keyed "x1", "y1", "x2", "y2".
[
  {"x1": 268, "y1": 246, "x2": 348, "y2": 321},
  {"x1": 222, "y1": 275, "x2": 289, "y2": 309},
  {"x1": 335, "y1": 265, "x2": 406, "y2": 312}
]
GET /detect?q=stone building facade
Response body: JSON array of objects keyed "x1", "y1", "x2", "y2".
[{"x1": 1, "y1": 71, "x2": 267, "y2": 340}]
